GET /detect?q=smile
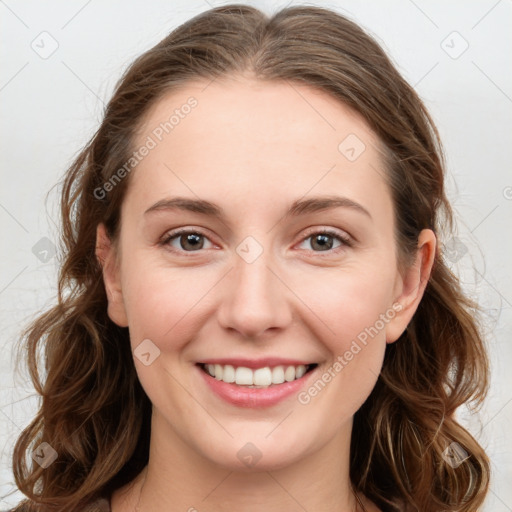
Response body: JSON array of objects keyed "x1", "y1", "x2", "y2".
[
  {"x1": 199, "y1": 363, "x2": 317, "y2": 387},
  {"x1": 196, "y1": 359, "x2": 319, "y2": 408}
]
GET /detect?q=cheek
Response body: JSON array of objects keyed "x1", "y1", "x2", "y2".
[
  {"x1": 120, "y1": 259, "x2": 220, "y2": 349},
  {"x1": 291, "y1": 264, "x2": 397, "y2": 345},
  {"x1": 292, "y1": 270, "x2": 393, "y2": 418}
]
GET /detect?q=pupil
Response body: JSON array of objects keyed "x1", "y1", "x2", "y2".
[
  {"x1": 313, "y1": 234, "x2": 333, "y2": 251},
  {"x1": 181, "y1": 233, "x2": 203, "y2": 251}
]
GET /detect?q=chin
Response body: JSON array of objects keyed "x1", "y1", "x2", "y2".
[{"x1": 197, "y1": 432, "x2": 314, "y2": 473}]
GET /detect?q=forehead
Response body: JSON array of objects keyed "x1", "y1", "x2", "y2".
[
  {"x1": 126, "y1": 76, "x2": 392, "y2": 222},
  {"x1": 135, "y1": 74, "x2": 380, "y2": 161}
]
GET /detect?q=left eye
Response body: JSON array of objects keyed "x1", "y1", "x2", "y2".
[{"x1": 297, "y1": 231, "x2": 348, "y2": 252}]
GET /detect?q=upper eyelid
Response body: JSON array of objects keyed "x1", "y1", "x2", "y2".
[
  {"x1": 300, "y1": 225, "x2": 351, "y2": 241},
  {"x1": 162, "y1": 227, "x2": 217, "y2": 244}
]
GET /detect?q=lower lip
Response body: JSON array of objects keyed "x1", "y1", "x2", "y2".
[{"x1": 197, "y1": 365, "x2": 316, "y2": 408}]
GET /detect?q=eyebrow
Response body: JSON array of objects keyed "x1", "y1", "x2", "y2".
[{"x1": 144, "y1": 195, "x2": 372, "y2": 220}]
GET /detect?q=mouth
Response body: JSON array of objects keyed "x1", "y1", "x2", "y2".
[{"x1": 197, "y1": 362, "x2": 318, "y2": 388}]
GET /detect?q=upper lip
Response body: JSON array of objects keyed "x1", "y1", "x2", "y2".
[{"x1": 197, "y1": 358, "x2": 317, "y2": 369}]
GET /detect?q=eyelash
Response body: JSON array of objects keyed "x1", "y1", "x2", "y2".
[{"x1": 159, "y1": 227, "x2": 352, "y2": 257}]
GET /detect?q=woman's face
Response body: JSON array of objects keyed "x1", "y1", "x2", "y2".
[{"x1": 99, "y1": 75, "x2": 430, "y2": 471}]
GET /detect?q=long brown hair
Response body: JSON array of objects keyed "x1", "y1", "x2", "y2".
[{"x1": 10, "y1": 5, "x2": 490, "y2": 511}]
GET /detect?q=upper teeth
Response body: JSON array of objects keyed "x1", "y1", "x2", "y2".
[{"x1": 204, "y1": 364, "x2": 308, "y2": 387}]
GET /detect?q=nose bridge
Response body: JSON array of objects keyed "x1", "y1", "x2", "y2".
[{"x1": 217, "y1": 237, "x2": 291, "y2": 338}]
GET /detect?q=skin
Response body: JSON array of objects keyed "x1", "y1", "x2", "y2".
[{"x1": 96, "y1": 74, "x2": 436, "y2": 512}]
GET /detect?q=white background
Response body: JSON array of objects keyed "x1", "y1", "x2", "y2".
[{"x1": 1, "y1": 0, "x2": 511, "y2": 510}]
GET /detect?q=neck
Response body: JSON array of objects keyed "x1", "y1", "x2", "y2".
[{"x1": 111, "y1": 409, "x2": 366, "y2": 512}]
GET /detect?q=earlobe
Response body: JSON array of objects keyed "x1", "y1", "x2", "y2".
[
  {"x1": 385, "y1": 229, "x2": 436, "y2": 343},
  {"x1": 95, "y1": 223, "x2": 129, "y2": 328}
]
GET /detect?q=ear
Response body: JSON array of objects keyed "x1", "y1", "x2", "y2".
[
  {"x1": 95, "y1": 223, "x2": 128, "y2": 328},
  {"x1": 385, "y1": 229, "x2": 436, "y2": 344}
]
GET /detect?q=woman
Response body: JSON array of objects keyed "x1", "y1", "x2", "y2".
[{"x1": 8, "y1": 4, "x2": 490, "y2": 511}]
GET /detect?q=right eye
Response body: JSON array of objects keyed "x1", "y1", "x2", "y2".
[{"x1": 160, "y1": 229, "x2": 215, "y2": 254}]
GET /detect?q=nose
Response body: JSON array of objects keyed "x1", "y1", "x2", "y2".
[{"x1": 217, "y1": 248, "x2": 293, "y2": 340}]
